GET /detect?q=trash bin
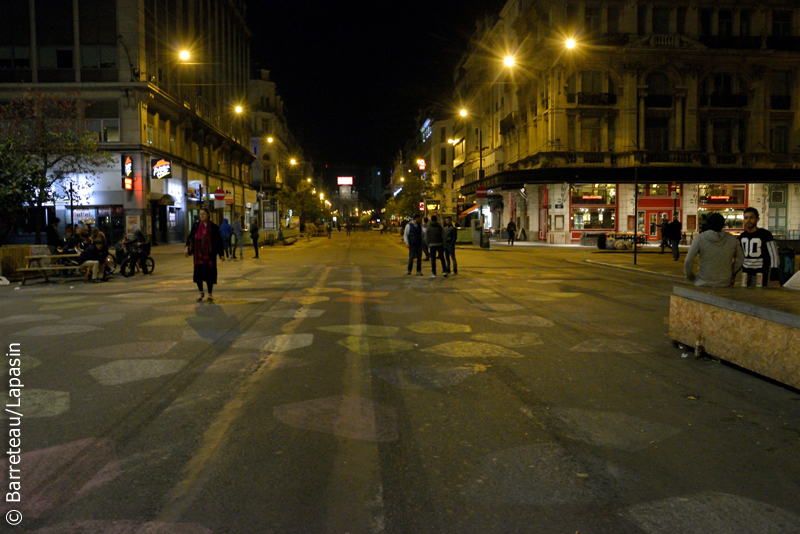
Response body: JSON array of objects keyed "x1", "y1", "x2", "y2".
[
  {"x1": 597, "y1": 233, "x2": 607, "y2": 250},
  {"x1": 778, "y1": 246, "x2": 797, "y2": 285},
  {"x1": 480, "y1": 231, "x2": 490, "y2": 248}
]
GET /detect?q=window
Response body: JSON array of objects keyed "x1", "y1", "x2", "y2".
[
  {"x1": 440, "y1": 147, "x2": 447, "y2": 165},
  {"x1": 645, "y1": 118, "x2": 669, "y2": 151},
  {"x1": 718, "y1": 10, "x2": 733, "y2": 37},
  {"x1": 773, "y1": 11, "x2": 792, "y2": 37},
  {"x1": 638, "y1": 5, "x2": 647, "y2": 35},
  {"x1": 644, "y1": 184, "x2": 681, "y2": 196},
  {"x1": 652, "y1": 7, "x2": 670, "y2": 34},
  {"x1": 771, "y1": 125, "x2": 789, "y2": 154},
  {"x1": 571, "y1": 184, "x2": 616, "y2": 205},
  {"x1": 581, "y1": 117, "x2": 601, "y2": 151},
  {"x1": 440, "y1": 127, "x2": 447, "y2": 143},
  {"x1": 646, "y1": 72, "x2": 672, "y2": 107},
  {"x1": 582, "y1": 71, "x2": 603, "y2": 93},
  {"x1": 571, "y1": 208, "x2": 616, "y2": 230},
  {"x1": 145, "y1": 124, "x2": 154, "y2": 145},
  {"x1": 700, "y1": 9, "x2": 712, "y2": 36},
  {"x1": 771, "y1": 71, "x2": 791, "y2": 109},
  {"x1": 81, "y1": 45, "x2": 116, "y2": 68},
  {"x1": 677, "y1": 7, "x2": 687, "y2": 35},
  {"x1": 740, "y1": 11, "x2": 752, "y2": 37},
  {"x1": 39, "y1": 47, "x2": 74, "y2": 69},
  {"x1": 713, "y1": 120, "x2": 733, "y2": 153},
  {"x1": 698, "y1": 184, "x2": 746, "y2": 205},
  {"x1": 0, "y1": 47, "x2": 30, "y2": 69},
  {"x1": 697, "y1": 208, "x2": 744, "y2": 229},
  {"x1": 585, "y1": 7, "x2": 600, "y2": 33},
  {"x1": 607, "y1": 7, "x2": 620, "y2": 34},
  {"x1": 713, "y1": 74, "x2": 733, "y2": 95},
  {"x1": 87, "y1": 119, "x2": 119, "y2": 142}
]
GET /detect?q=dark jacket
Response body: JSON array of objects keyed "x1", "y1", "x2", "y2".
[
  {"x1": 250, "y1": 224, "x2": 259, "y2": 239},
  {"x1": 407, "y1": 222, "x2": 422, "y2": 246},
  {"x1": 187, "y1": 221, "x2": 225, "y2": 259},
  {"x1": 444, "y1": 225, "x2": 457, "y2": 248},
  {"x1": 425, "y1": 221, "x2": 444, "y2": 246},
  {"x1": 666, "y1": 220, "x2": 682, "y2": 240},
  {"x1": 46, "y1": 224, "x2": 61, "y2": 247},
  {"x1": 77, "y1": 244, "x2": 101, "y2": 264},
  {"x1": 219, "y1": 219, "x2": 233, "y2": 238}
]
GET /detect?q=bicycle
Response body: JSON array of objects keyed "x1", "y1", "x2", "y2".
[{"x1": 120, "y1": 255, "x2": 155, "y2": 276}]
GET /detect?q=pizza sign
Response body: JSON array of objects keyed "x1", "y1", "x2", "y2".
[{"x1": 151, "y1": 158, "x2": 172, "y2": 179}]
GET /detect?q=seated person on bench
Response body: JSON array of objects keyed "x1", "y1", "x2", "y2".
[{"x1": 77, "y1": 240, "x2": 103, "y2": 283}]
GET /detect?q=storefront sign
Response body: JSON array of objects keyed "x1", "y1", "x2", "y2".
[
  {"x1": 122, "y1": 155, "x2": 133, "y2": 177},
  {"x1": 555, "y1": 204, "x2": 564, "y2": 209},
  {"x1": 97, "y1": 207, "x2": 110, "y2": 216},
  {"x1": 72, "y1": 209, "x2": 94, "y2": 221},
  {"x1": 417, "y1": 159, "x2": 426, "y2": 170},
  {"x1": 112, "y1": 206, "x2": 124, "y2": 215},
  {"x1": 151, "y1": 158, "x2": 172, "y2": 179},
  {"x1": 122, "y1": 176, "x2": 134, "y2": 190},
  {"x1": 709, "y1": 195, "x2": 730, "y2": 200},
  {"x1": 419, "y1": 202, "x2": 425, "y2": 211},
  {"x1": 337, "y1": 176, "x2": 353, "y2": 186},
  {"x1": 425, "y1": 200, "x2": 441, "y2": 211},
  {"x1": 581, "y1": 195, "x2": 603, "y2": 200}
]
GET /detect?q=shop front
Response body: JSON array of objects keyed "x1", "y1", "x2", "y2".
[
  {"x1": 636, "y1": 183, "x2": 683, "y2": 242},
  {"x1": 696, "y1": 183, "x2": 747, "y2": 232},
  {"x1": 569, "y1": 183, "x2": 618, "y2": 242}
]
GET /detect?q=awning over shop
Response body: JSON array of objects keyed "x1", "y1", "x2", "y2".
[{"x1": 458, "y1": 204, "x2": 480, "y2": 218}]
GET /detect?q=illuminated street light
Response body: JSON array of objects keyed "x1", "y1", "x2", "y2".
[
  {"x1": 290, "y1": 159, "x2": 297, "y2": 165},
  {"x1": 267, "y1": 137, "x2": 274, "y2": 143},
  {"x1": 504, "y1": 56, "x2": 515, "y2": 67},
  {"x1": 566, "y1": 38, "x2": 576, "y2": 49},
  {"x1": 179, "y1": 50, "x2": 190, "y2": 61},
  {"x1": 235, "y1": 105, "x2": 243, "y2": 113},
  {"x1": 460, "y1": 109, "x2": 467, "y2": 117},
  {"x1": 307, "y1": 178, "x2": 312, "y2": 182}
]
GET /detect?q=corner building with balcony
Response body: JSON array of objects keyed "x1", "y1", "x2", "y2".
[
  {"x1": 453, "y1": 0, "x2": 800, "y2": 244},
  {"x1": 0, "y1": 0, "x2": 255, "y2": 245}
]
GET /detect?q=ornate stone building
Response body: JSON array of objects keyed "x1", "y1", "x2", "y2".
[{"x1": 453, "y1": 0, "x2": 800, "y2": 243}]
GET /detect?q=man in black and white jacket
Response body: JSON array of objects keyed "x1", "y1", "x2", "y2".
[{"x1": 738, "y1": 207, "x2": 781, "y2": 287}]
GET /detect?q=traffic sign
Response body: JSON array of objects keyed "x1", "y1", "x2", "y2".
[
  {"x1": 476, "y1": 186, "x2": 488, "y2": 198},
  {"x1": 214, "y1": 187, "x2": 226, "y2": 200}
]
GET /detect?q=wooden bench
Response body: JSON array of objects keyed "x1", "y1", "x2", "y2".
[{"x1": 17, "y1": 254, "x2": 88, "y2": 285}]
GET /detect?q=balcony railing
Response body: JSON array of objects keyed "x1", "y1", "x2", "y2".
[
  {"x1": 649, "y1": 34, "x2": 681, "y2": 48},
  {"x1": 500, "y1": 113, "x2": 515, "y2": 134},
  {"x1": 566, "y1": 92, "x2": 617, "y2": 106},
  {"x1": 698, "y1": 36, "x2": 762, "y2": 49},
  {"x1": 645, "y1": 95, "x2": 673, "y2": 108},
  {"x1": 700, "y1": 94, "x2": 748, "y2": 107},
  {"x1": 771, "y1": 95, "x2": 791, "y2": 110}
]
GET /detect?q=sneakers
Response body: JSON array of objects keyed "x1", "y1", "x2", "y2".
[
  {"x1": 443, "y1": 273, "x2": 448, "y2": 277},
  {"x1": 429, "y1": 274, "x2": 436, "y2": 278},
  {"x1": 416, "y1": 272, "x2": 423, "y2": 276}
]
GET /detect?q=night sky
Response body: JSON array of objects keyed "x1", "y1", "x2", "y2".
[{"x1": 248, "y1": 0, "x2": 507, "y2": 171}]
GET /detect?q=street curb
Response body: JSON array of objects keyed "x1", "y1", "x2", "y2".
[{"x1": 582, "y1": 259, "x2": 687, "y2": 282}]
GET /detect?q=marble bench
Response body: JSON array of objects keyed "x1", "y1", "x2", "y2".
[{"x1": 669, "y1": 286, "x2": 800, "y2": 390}]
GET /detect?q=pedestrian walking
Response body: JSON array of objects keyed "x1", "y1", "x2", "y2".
[
  {"x1": 46, "y1": 217, "x2": 62, "y2": 255},
  {"x1": 404, "y1": 214, "x2": 423, "y2": 275},
  {"x1": 421, "y1": 217, "x2": 430, "y2": 260},
  {"x1": 326, "y1": 222, "x2": 332, "y2": 238},
  {"x1": 232, "y1": 215, "x2": 243, "y2": 259},
  {"x1": 219, "y1": 218, "x2": 233, "y2": 259},
  {"x1": 507, "y1": 220, "x2": 517, "y2": 246},
  {"x1": 186, "y1": 207, "x2": 225, "y2": 302},
  {"x1": 250, "y1": 218, "x2": 260, "y2": 258},
  {"x1": 658, "y1": 215, "x2": 670, "y2": 253},
  {"x1": 666, "y1": 214, "x2": 682, "y2": 261},
  {"x1": 444, "y1": 216, "x2": 458, "y2": 275},
  {"x1": 684, "y1": 213, "x2": 743, "y2": 287},
  {"x1": 425, "y1": 215, "x2": 447, "y2": 278},
  {"x1": 738, "y1": 207, "x2": 781, "y2": 287}
]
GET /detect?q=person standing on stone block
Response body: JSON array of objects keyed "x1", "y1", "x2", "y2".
[
  {"x1": 684, "y1": 213, "x2": 744, "y2": 287},
  {"x1": 738, "y1": 207, "x2": 781, "y2": 287}
]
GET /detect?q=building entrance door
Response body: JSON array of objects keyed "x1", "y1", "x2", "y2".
[
  {"x1": 768, "y1": 186, "x2": 788, "y2": 237},
  {"x1": 639, "y1": 210, "x2": 672, "y2": 241}
]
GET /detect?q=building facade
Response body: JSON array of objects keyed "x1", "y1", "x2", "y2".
[
  {"x1": 453, "y1": 0, "x2": 800, "y2": 243},
  {"x1": 1, "y1": 0, "x2": 255, "y2": 244}
]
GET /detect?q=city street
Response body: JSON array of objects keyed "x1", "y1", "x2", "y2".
[{"x1": 1, "y1": 231, "x2": 799, "y2": 534}]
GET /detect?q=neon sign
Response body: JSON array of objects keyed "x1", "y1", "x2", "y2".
[
  {"x1": 709, "y1": 195, "x2": 730, "y2": 200},
  {"x1": 581, "y1": 195, "x2": 603, "y2": 200},
  {"x1": 151, "y1": 158, "x2": 172, "y2": 179},
  {"x1": 337, "y1": 176, "x2": 353, "y2": 185},
  {"x1": 122, "y1": 155, "x2": 133, "y2": 177}
]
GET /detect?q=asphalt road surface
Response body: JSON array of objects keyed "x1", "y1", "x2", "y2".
[{"x1": 1, "y1": 231, "x2": 799, "y2": 534}]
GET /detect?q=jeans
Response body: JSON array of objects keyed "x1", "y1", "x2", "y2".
[
  {"x1": 233, "y1": 236, "x2": 243, "y2": 258},
  {"x1": 669, "y1": 238, "x2": 680, "y2": 260},
  {"x1": 421, "y1": 240, "x2": 430, "y2": 260},
  {"x1": 407, "y1": 244, "x2": 422, "y2": 273},
  {"x1": 252, "y1": 238, "x2": 259, "y2": 258},
  {"x1": 445, "y1": 245, "x2": 457, "y2": 274},
  {"x1": 222, "y1": 236, "x2": 232, "y2": 258},
  {"x1": 429, "y1": 245, "x2": 447, "y2": 275}
]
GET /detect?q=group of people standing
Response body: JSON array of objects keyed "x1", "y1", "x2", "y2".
[
  {"x1": 218, "y1": 215, "x2": 259, "y2": 260},
  {"x1": 403, "y1": 215, "x2": 458, "y2": 278},
  {"x1": 658, "y1": 215, "x2": 683, "y2": 261},
  {"x1": 684, "y1": 207, "x2": 782, "y2": 288}
]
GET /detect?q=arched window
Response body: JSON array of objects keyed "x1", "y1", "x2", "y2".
[{"x1": 645, "y1": 72, "x2": 672, "y2": 107}]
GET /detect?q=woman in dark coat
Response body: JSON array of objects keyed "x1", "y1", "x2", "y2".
[{"x1": 186, "y1": 207, "x2": 225, "y2": 302}]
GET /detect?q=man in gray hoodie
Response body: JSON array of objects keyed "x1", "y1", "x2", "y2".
[
  {"x1": 684, "y1": 212, "x2": 744, "y2": 287},
  {"x1": 424, "y1": 215, "x2": 448, "y2": 278}
]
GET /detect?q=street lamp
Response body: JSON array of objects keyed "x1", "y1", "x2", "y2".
[
  {"x1": 179, "y1": 50, "x2": 190, "y2": 61},
  {"x1": 503, "y1": 55, "x2": 515, "y2": 67}
]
